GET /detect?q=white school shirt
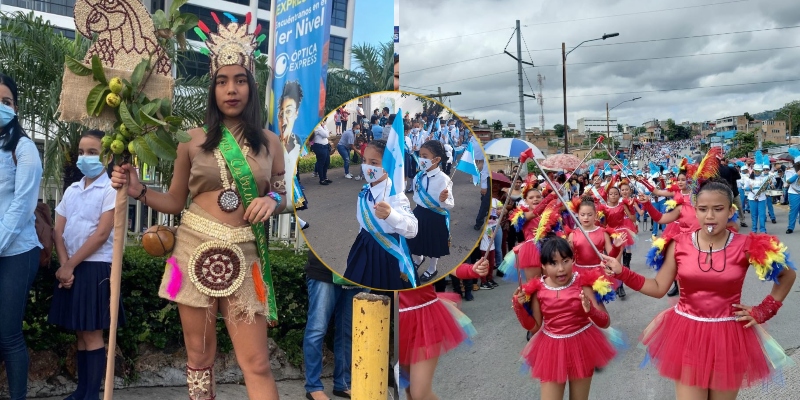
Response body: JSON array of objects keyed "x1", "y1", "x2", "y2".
[
  {"x1": 786, "y1": 170, "x2": 800, "y2": 195},
  {"x1": 480, "y1": 220, "x2": 497, "y2": 251},
  {"x1": 358, "y1": 177, "x2": 418, "y2": 239},
  {"x1": 413, "y1": 167, "x2": 455, "y2": 210},
  {"x1": 408, "y1": 129, "x2": 424, "y2": 151},
  {"x1": 744, "y1": 174, "x2": 768, "y2": 201},
  {"x1": 55, "y1": 173, "x2": 115, "y2": 262}
]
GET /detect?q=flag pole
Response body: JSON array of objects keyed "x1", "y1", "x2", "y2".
[{"x1": 530, "y1": 157, "x2": 605, "y2": 259}]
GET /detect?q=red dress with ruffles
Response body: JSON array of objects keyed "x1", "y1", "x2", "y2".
[
  {"x1": 603, "y1": 202, "x2": 636, "y2": 246},
  {"x1": 521, "y1": 272, "x2": 617, "y2": 382},
  {"x1": 639, "y1": 231, "x2": 772, "y2": 390},
  {"x1": 399, "y1": 264, "x2": 478, "y2": 365},
  {"x1": 515, "y1": 216, "x2": 542, "y2": 270},
  {"x1": 572, "y1": 227, "x2": 606, "y2": 273},
  {"x1": 661, "y1": 191, "x2": 699, "y2": 238}
]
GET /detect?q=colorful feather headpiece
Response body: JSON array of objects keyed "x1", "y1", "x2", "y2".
[
  {"x1": 196, "y1": 12, "x2": 265, "y2": 76},
  {"x1": 693, "y1": 147, "x2": 722, "y2": 183},
  {"x1": 533, "y1": 199, "x2": 562, "y2": 243},
  {"x1": 522, "y1": 173, "x2": 539, "y2": 197}
]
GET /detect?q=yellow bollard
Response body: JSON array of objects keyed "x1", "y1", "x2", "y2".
[{"x1": 351, "y1": 292, "x2": 391, "y2": 400}]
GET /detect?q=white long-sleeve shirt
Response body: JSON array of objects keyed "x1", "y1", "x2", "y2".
[
  {"x1": 786, "y1": 169, "x2": 800, "y2": 195},
  {"x1": 743, "y1": 174, "x2": 769, "y2": 201},
  {"x1": 313, "y1": 125, "x2": 330, "y2": 145},
  {"x1": 358, "y1": 177, "x2": 418, "y2": 238},
  {"x1": 413, "y1": 167, "x2": 455, "y2": 210}
]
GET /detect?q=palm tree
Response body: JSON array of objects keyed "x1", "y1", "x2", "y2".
[{"x1": 325, "y1": 40, "x2": 394, "y2": 113}]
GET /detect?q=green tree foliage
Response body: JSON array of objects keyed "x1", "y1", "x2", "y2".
[
  {"x1": 727, "y1": 129, "x2": 757, "y2": 159},
  {"x1": 325, "y1": 41, "x2": 394, "y2": 113},
  {"x1": 553, "y1": 123, "x2": 570, "y2": 138},
  {"x1": 491, "y1": 120, "x2": 503, "y2": 130},
  {"x1": 481, "y1": 119, "x2": 488, "y2": 124},
  {"x1": 776, "y1": 100, "x2": 800, "y2": 136}
]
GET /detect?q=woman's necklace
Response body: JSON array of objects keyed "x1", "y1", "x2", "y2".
[{"x1": 214, "y1": 124, "x2": 248, "y2": 213}]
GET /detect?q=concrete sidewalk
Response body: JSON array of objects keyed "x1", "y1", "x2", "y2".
[{"x1": 37, "y1": 378, "x2": 399, "y2": 399}]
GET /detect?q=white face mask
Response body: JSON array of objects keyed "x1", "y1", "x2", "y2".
[
  {"x1": 419, "y1": 157, "x2": 438, "y2": 170},
  {"x1": 362, "y1": 164, "x2": 386, "y2": 183}
]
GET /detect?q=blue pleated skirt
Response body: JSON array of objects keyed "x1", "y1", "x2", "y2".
[
  {"x1": 405, "y1": 152, "x2": 418, "y2": 178},
  {"x1": 407, "y1": 206, "x2": 450, "y2": 258},
  {"x1": 345, "y1": 229, "x2": 415, "y2": 290},
  {"x1": 48, "y1": 261, "x2": 126, "y2": 331}
]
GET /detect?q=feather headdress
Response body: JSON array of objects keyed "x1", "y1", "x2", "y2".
[
  {"x1": 197, "y1": 12, "x2": 265, "y2": 76},
  {"x1": 788, "y1": 147, "x2": 800, "y2": 163}
]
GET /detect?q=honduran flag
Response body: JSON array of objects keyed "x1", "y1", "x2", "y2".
[
  {"x1": 456, "y1": 139, "x2": 481, "y2": 186},
  {"x1": 383, "y1": 108, "x2": 406, "y2": 195}
]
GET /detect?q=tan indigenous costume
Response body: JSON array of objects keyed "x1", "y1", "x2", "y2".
[{"x1": 160, "y1": 129, "x2": 276, "y2": 321}]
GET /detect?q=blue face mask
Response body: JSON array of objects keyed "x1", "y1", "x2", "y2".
[
  {"x1": 77, "y1": 155, "x2": 105, "y2": 178},
  {"x1": 0, "y1": 103, "x2": 16, "y2": 128}
]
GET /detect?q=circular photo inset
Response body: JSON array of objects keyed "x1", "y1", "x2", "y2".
[{"x1": 295, "y1": 90, "x2": 492, "y2": 290}]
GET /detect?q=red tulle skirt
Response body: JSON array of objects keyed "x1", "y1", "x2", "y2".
[
  {"x1": 399, "y1": 293, "x2": 474, "y2": 365},
  {"x1": 640, "y1": 308, "x2": 771, "y2": 390},
  {"x1": 515, "y1": 240, "x2": 542, "y2": 270},
  {"x1": 622, "y1": 217, "x2": 638, "y2": 234},
  {"x1": 522, "y1": 324, "x2": 616, "y2": 383}
]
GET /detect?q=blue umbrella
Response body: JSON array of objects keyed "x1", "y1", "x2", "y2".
[{"x1": 482, "y1": 138, "x2": 545, "y2": 159}]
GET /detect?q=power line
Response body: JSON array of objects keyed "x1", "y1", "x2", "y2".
[
  {"x1": 402, "y1": 24, "x2": 800, "y2": 75},
  {"x1": 453, "y1": 78, "x2": 800, "y2": 113},
  {"x1": 399, "y1": 0, "x2": 749, "y2": 47},
  {"x1": 409, "y1": 44, "x2": 800, "y2": 88}
]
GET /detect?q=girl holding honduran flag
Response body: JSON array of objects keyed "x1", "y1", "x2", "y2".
[
  {"x1": 344, "y1": 110, "x2": 419, "y2": 290},
  {"x1": 407, "y1": 139, "x2": 454, "y2": 283}
]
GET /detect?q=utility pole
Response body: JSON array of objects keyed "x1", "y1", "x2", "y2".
[
  {"x1": 504, "y1": 20, "x2": 535, "y2": 142},
  {"x1": 606, "y1": 102, "x2": 611, "y2": 155},
  {"x1": 424, "y1": 86, "x2": 462, "y2": 103},
  {"x1": 562, "y1": 43, "x2": 568, "y2": 154}
]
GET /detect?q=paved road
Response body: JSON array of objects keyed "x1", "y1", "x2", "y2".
[
  {"x1": 298, "y1": 165, "x2": 484, "y2": 288},
  {"x1": 421, "y1": 204, "x2": 800, "y2": 400},
  {"x1": 37, "y1": 378, "x2": 399, "y2": 400}
]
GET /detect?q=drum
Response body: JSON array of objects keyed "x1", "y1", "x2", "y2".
[{"x1": 767, "y1": 190, "x2": 783, "y2": 197}]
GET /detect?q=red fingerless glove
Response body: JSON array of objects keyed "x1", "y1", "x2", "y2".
[
  {"x1": 513, "y1": 298, "x2": 538, "y2": 331},
  {"x1": 454, "y1": 263, "x2": 481, "y2": 280},
  {"x1": 749, "y1": 295, "x2": 783, "y2": 324},
  {"x1": 587, "y1": 306, "x2": 609, "y2": 328},
  {"x1": 642, "y1": 201, "x2": 663, "y2": 222},
  {"x1": 616, "y1": 267, "x2": 645, "y2": 291}
]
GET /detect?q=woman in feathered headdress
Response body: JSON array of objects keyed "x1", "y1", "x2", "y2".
[
  {"x1": 111, "y1": 13, "x2": 285, "y2": 399},
  {"x1": 606, "y1": 178, "x2": 796, "y2": 399}
]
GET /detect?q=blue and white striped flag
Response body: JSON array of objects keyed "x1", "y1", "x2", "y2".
[
  {"x1": 383, "y1": 108, "x2": 406, "y2": 196},
  {"x1": 456, "y1": 139, "x2": 481, "y2": 186}
]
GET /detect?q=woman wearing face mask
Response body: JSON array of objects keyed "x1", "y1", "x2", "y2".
[
  {"x1": 0, "y1": 73, "x2": 43, "y2": 400},
  {"x1": 48, "y1": 130, "x2": 125, "y2": 400},
  {"x1": 343, "y1": 139, "x2": 419, "y2": 289},
  {"x1": 408, "y1": 140, "x2": 454, "y2": 283}
]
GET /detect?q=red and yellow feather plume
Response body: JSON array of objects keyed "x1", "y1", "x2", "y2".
[
  {"x1": 533, "y1": 200, "x2": 562, "y2": 243},
  {"x1": 510, "y1": 206, "x2": 528, "y2": 232},
  {"x1": 694, "y1": 147, "x2": 722, "y2": 182},
  {"x1": 747, "y1": 233, "x2": 796, "y2": 283}
]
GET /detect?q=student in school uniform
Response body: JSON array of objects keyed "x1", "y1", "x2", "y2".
[
  {"x1": 49, "y1": 130, "x2": 125, "y2": 400},
  {"x1": 408, "y1": 140, "x2": 454, "y2": 283},
  {"x1": 343, "y1": 140, "x2": 419, "y2": 290}
]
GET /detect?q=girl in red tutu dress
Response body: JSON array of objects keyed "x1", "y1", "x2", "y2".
[
  {"x1": 619, "y1": 181, "x2": 641, "y2": 276},
  {"x1": 509, "y1": 184, "x2": 553, "y2": 281},
  {"x1": 399, "y1": 258, "x2": 489, "y2": 400},
  {"x1": 512, "y1": 237, "x2": 619, "y2": 400},
  {"x1": 606, "y1": 179, "x2": 796, "y2": 399},
  {"x1": 568, "y1": 198, "x2": 626, "y2": 277}
]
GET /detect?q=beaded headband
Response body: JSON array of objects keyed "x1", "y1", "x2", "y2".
[{"x1": 195, "y1": 12, "x2": 266, "y2": 76}]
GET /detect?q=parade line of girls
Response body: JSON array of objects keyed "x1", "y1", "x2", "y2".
[{"x1": 397, "y1": 146, "x2": 797, "y2": 400}]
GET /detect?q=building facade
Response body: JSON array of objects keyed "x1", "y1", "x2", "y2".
[
  {"x1": 578, "y1": 117, "x2": 617, "y2": 136},
  {"x1": 760, "y1": 120, "x2": 788, "y2": 145}
]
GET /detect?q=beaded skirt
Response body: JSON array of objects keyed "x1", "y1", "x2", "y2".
[{"x1": 158, "y1": 203, "x2": 267, "y2": 322}]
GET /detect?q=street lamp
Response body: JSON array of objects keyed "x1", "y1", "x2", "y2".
[
  {"x1": 607, "y1": 97, "x2": 641, "y2": 155},
  {"x1": 562, "y1": 33, "x2": 619, "y2": 154}
]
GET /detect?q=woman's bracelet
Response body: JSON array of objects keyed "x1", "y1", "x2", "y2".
[
  {"x1": 134, "y1": 184, "x2": 148, "y2": 201},
  {"x1": 266, "y1": 192, "x2": 282, "y2": 210}
]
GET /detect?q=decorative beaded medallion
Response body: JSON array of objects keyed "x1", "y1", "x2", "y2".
[
  {"x1": 188, "y1": 241, "x2": 246, "y2": 297},
  {"x1": 217, "y1": 188, "x2": 241, "y2": 212}
]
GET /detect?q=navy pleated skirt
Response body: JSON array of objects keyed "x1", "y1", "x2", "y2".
[
  {"x1": 405, "y1": 152, "x2": 418, "y2": 178},
  {"x1": 48, "y1": 261, "x2": 126, "y2": 331},
  {"x1": 345, "y1": 229, "x2": 415, "y2": 290},
  {"x1": 407, "y1": 206, "x2": 451, "y2": 258}
]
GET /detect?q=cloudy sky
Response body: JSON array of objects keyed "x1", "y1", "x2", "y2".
[{"x1": 399, "y1": 0, "x2": 800, "y2": 131}]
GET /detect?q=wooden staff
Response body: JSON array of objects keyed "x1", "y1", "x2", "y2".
[{"x1": 104, "y1": 175, "x2": 128, "y2": 399}]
